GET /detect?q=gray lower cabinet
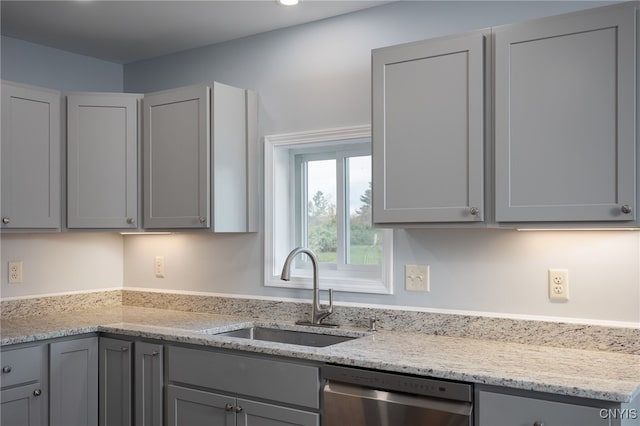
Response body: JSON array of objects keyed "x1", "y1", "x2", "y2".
[
  {"x1": 98, "y1": 337, "x2": 163, "y2": 426},
  {"x1": 476, "y1": 387, "x2": 638, "y2": 426},
  {"x1": 167, "y1": 345, "x2": 320, "y2": 426},
  {"x1": 0, "y1": 344, "x2": 48, "y2": 426},
  {"x1": 372, "y1": 30, "x2": 486, "y2": 225},
  {"x1": 67, "y1": 92, "x2": 141, "y2": 229},
  {"x1": 1, "y1": 81, "x2": 61, "y2": 230},
  {"x1": 50, "y1": 336, "x2": 99, "y2": 426},
  {"x1": 494, "y1": 3, "x2": 637, "y2": 223}
]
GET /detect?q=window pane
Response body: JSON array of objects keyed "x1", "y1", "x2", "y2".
[
  {"x1": 347, "y1": 156, "x2": 382, "y2": 265},
  {"x1": 306, "y1": 159, "x2": 337, "y2": 263}
]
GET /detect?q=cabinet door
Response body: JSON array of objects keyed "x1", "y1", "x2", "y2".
[
  {"x1": 135, "y1": 341, "x2": 163, "y2": 426},
  {"x1": 167, "y1": 385, "x2": 234, "y2": 426},
  {"x1": 477, "y1": 390, "x2": 609, "y2": 426},
  {"x1": 1, "y1": 383, "x2": 45, "y2": 426},
  {"x1": 237, "y1": 398, "x2": 319, "y2": 426},
  {"x1": 494, "y1": 5, "x2": 636, "y2": 222},
  {"x1": 50, "y1": 337, "x2": 98, "y2": 426},
  {"x1": 67, "y1": 93, "x2": 139, "y2": 229},
  {"x1": 372, "y1": 32, "x2": 485, "y2": 224},
  {"x1": 1, "y1": 81, "x2": 61, "y2": 229},
  {"x1": 99, "y1": 338, "x2": 132, "y2": 426},
  {"x1": 143, "y1": 85, "x2": 210, "y2": 228}
]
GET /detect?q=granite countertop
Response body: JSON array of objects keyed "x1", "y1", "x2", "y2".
[{"x1": 1, "y1": 306, "x2": 638, "y2": 403}]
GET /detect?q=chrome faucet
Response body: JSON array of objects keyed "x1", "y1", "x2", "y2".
[{"x1": 281, "y1": 247, "x2": 335, "y2": 327}]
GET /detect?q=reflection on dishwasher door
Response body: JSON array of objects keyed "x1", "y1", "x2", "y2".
[{"x1": 323, "y1": 365, "x2": 473, "y2": 426}]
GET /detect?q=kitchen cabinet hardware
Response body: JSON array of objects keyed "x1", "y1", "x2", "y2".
[
  {"x1": 470, "y1": 207, "x2": 480, "y2": 216},
  {"x1": 151, "y1": 351, "x2": 159, "y2": 357},
  {"x1": 198, "y1": 217, "x2": 206, "y2": 224},
  {"x1": 234, "y1": 405, "x2": 243, "y2": 413},
  {"x1": 621, "y1": 205, "x2": 632, "y2": 214},
  {"x1": 121, "y1": 346, "x2": 129, "y2": 352},
  {"x1": 33, "y1": 389, "x2": 42, "y2": 397},
  {"x1": 2, "y1": 366, "x2": 12, "y2": 374},
  {"x1": 533, "y1": 422, "x2": 544, "y2": 426},
  {"x1": 2, "y1": 218, "x2": 9, "y2": 224},
  {"x1": 225, "y1": 403, "x2": 234, "y2": 412},
  {"x1": 126, "y1": 218, "x2": 135, "y2": 225}
]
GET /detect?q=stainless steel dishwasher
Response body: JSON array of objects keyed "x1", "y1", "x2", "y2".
[{"x1": 323, "y1": 365, "x2": 473, "y2": 426}]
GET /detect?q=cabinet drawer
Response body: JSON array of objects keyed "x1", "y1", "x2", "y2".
[
  {"x1": 1, "y1": 345, "x2": 45, "y2": 388},
  {"x1": 168, "y1": 346, "x2": 320, "y2": 409}
]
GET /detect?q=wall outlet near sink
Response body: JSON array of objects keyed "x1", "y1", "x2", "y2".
[{"x1": 8, "y1": 261, "x2": 23, "y2": 284}]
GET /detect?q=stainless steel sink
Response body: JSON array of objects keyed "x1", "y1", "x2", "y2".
[{"x1": 214, "y1": 326, "x2": 359, "y2": 347}]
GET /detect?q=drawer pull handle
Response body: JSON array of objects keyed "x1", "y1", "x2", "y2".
[
  {"x1": 234, "y1": 406, "x2": 243, "y2": 413},
  {"x1": 33, "y1": 389, "x2": 42, "y2": 397},
  {"x1": 2, "y1": 366, "x2": 12, "y2": 373},
  {"x1": 225, "y1": 404, "x2": 234, "y2": 412}
]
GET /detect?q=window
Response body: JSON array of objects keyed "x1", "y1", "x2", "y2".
[{"x1": 264, "y1": 126, "x2": 393, "y2": 294}]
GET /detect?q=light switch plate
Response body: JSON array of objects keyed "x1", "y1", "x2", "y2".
[{"x1": 405, "y1": 264, "x2": 430, "y2": 292}]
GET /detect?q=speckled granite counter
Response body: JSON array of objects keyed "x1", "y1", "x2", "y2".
[{"x1": 1, "y1": 305, "x2": 638, "y2": 404}]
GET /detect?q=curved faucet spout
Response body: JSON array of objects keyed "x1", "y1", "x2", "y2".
[{"x1": 280, "y1": 247, "x2": 334, "y2": 326}]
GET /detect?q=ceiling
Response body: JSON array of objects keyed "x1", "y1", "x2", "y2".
[{"x1": 1, "y1": 0, "x2": 391, "y2": 64}]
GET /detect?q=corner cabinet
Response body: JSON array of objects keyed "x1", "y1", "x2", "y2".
[
  {"x1": 494, "y1": 4, "x2": 637, "y2": 223},
  {"x1": 372, "y1": 31, "x2": 486, "y2": 225},
  {"x1": 1, "y1": 81, "x2": 61, "y2": 231},
  {"x1": 67, "y1": 93, "x2": 141, "y2": 229},
  {"x1": 143, "y1": 82, "x2": 258, "y2": 232}
]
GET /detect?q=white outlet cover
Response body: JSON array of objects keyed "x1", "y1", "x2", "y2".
[{"x1": 548, "y1": 268, "x2": 569, "y2": 301}]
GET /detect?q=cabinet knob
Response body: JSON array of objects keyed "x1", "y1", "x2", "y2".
[
  {"x1": 469, "y1": 207, "x2": 479, "y2": 216},
  {"x1": 2, "y1": 217, "x2": 9, "y2": 224},
  {"x1": 2, "y1": 366, "x2": 12, "y2": 374},
  {"x1": 234, "y1": 406, "x2": 243, "y2": 413},
  {"x1": 533, "y1": 422, "x2": 545, "y2": 426},
  {"x1": 151, "y1": 351, "x2": 159, "y2": 357},
  {"x1": 225, "y1": 403, "x2": 234, "y2": 412},
  {"x1": 199, "y1": 216, "x2": 207, "y2": 224},
  {"x1": 126, "y1": 218, "x2": 135, "y2": 225},
  {"x1": 33, "y1": 389, "x2": 42, "y2": 397},
  {"x1": 121, "y1": 346, "x2": 129, "y2": 352},
  {"x1": 621, "y1": 204, "x2": 632, "y2": 214}
]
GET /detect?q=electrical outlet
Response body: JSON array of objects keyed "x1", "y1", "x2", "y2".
[
  {"x1": 405, "y1": 264, "x2": 430, "y2": 292},
  {"x1": 548, "y1": 268, "x2": 569, "y2": 301},
  {"x1": 154, "y1": 256, "x2": 165, "y2": 278},
  {"x1": 8, "y1": 261, "x2": 23, "y2": 284}
]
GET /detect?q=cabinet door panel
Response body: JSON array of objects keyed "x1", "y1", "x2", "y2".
[
  {"x1": 167, "y1": 385, "x2": 234, "y2": 426},
  {"x1": 67, "y1": 94, "x2": 139, "y2": 228},
  {"x1": 494, "y1": 6, "x2": 636, "y2": 222},
  {"x1": 1, "y1": 82, "x2": 61, "y2": 229},
  {"x1": 1, "y1": 383, "x2": 44, "y2": 426},
  {"x1": 50, "y1": 337, "x2": 98, "y2": 426},
  {"x1": 373, "y1": 32, "x2": 485, "y2": 223},
  {"x1": 99, "y1": 338, "x2": 132, "y2": 426},
  {"x1": 143, "y1": 85, "x2": 210, "y2": 228},
  {"x1": 135, "y1": 341, "x2": 163, "y2": 426},
  {"x1": 238, "y1": 399, "x2": 319, "y2": 426}
]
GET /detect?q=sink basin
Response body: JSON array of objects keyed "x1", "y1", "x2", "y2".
[{"x1": 214, "y1": 326, "x2": 358, "y2": 348}]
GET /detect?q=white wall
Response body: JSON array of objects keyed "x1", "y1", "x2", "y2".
[
  {"x1": 1, "y1": 2, "x2": 638, "y2": 325},
  {"x1": 1, "y1": 36, "x2": 123, "y2": 92},
  {"x1": 122, "y1": 1, "x2": 639, "y2": 325}
]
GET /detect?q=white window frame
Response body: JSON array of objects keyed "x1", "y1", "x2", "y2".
[{"x1": 264, "y1": 125, "x2": 393, "y2": 294}]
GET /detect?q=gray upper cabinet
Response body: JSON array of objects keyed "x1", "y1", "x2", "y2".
[
  {"x1": 143, "y1": 82, "x2": 257, "y2": 231},
  {"x1": 372, "y1": 32, "x2": 486, "y2": 225},
  {"x1": 494, "y1": 4, "x2": 637, "y2": 223},
  {"x1": 143, "y1": 85, "x2": 210, "y2": 229},
  {"x1": 1, "y1": 81, "x2": 61, "y2": 230},
  {"x1": 67, "y1": 93, "x2": 140, "y2": 229}
]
